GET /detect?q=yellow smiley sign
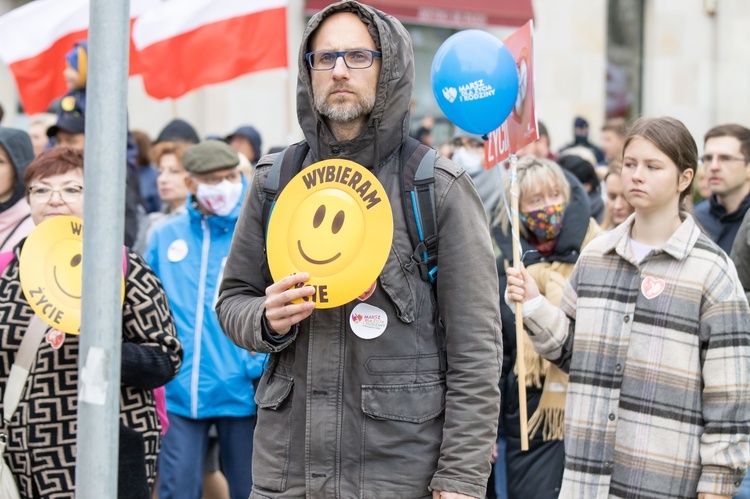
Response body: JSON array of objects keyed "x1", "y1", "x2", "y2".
[
  {"x1": 267, "y1": 159, "x2": 393, "y2": 308},
  {"x1": 19, "y1": 216, "x2": 125, "y2": 335}
]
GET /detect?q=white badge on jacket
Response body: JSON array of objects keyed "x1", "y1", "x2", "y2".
[
  {"x1": 167, "y1": 239, "x2": 189, "y2": 263},
  {"x1": 349, "y1": 303, "x2": 388, "y2": 339}
]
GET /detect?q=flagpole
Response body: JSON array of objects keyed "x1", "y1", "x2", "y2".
[
  {"x1": 509, "y1": 153, "x2": 529, "y2": 452},
  {"x1": 76, "y1": 0, "x2": 129, "y2": 496},
  {"x1": 285, "y1": 69, "x2": 294, "y2": 143}
]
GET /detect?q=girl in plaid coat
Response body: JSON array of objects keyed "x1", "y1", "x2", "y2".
[{"x1": 507, "y1": 116, "x2": 750, "y2": 499}]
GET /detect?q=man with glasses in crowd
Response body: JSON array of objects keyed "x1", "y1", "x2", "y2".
[
  {"x1": 216, "y1": 2, "x2": 502, "y2": 498},
  {"x1": 694, "y1": 124, "x2": 750, "y2": 253}
]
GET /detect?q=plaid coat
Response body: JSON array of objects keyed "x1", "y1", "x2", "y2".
[{"x1": 524, "y1": 214, "x2": 750, "y2": 498}]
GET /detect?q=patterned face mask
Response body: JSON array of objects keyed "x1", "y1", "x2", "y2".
[{"x1": 520, "y1": 203, "x2": 567, "y2": 240}]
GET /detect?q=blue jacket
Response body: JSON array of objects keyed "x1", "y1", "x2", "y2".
[{"x1": 145, "y1": 178, "x2": 266, "y2": 419}]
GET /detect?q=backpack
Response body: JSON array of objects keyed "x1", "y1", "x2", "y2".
[{"x1": 260, "y1": 137, "x2": 439, "y2": 288}]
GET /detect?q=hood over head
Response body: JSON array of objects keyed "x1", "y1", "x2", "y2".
[
  {"x1": 155, "y1": 119, "x2": 200, "y2": 145},
  {"x1": 0, "y1": 127, "x2": 35, "y2": 212},
  {"x1": 297, "y1": 1, "x2": 414, "y2": 168},
  {"x1": 226, "y1": 125, "x2": 262, "y2": 163}
]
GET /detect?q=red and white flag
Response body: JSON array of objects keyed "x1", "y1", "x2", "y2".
[
  {"x1": 0, "y1": 0, "x2": 156, "y2": 115},
  {"x1": 132, "y1": 0, "x2": 288, "y2": 100}
]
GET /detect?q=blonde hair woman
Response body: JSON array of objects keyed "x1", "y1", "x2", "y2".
[{"x1": 491, "y1": 156, "x2": 601, "y2": 497}]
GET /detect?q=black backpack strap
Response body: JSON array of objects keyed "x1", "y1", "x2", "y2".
[
  {"x1": 261, "y1": 141, "x2": 309, "y2": 284},
  {"x1": 400, "y1": 137, "x2": 438, "y2": 285},
  {"x1": 400, "y1": 137, "x2": 444, "y2": 372}
]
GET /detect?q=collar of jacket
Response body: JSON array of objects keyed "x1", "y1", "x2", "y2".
[
  {"x1": 600, "y1": 211, "x2": 701, "y2": 262},
  {"x1": 493, "y1": 170, "x2": 591, "y2": 266},
  {"x1": 708, "y1": 191, "x2": 750, "y2": 222}
]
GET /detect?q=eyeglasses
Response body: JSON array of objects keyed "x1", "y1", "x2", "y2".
[
  {"x1": 699, "y1": 154, "x2": 749, "y2": 166},
  {"x1": 28, "y1": 184, "x2": 83, "y2": 203},
  {"x1": 305, "y1": 49, "x2": 382, "y2": 71}
]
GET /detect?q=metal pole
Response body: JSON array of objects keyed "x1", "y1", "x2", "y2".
[
  {"x1": 76, "y1": 0, "x2": 130, "y2": 496},
  {"x1": 509, "y1": 153, "x2": 529, "y2": 452}
]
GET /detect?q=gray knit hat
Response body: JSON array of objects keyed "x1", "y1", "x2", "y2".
[{"x1": 183, "y1": 140, "x2": 240, "y2": 174}]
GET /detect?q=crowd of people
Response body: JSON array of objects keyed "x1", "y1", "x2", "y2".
[{"x1": 1, "y1": 1, "x2": 749, "y2": 498}]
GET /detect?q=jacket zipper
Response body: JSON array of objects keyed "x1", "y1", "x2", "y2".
[{"x1": 191, "y1": 218, "x2": 210, "y2": 418}]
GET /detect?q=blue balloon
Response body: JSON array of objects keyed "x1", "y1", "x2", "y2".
[{"x1": 431, "y1": 30, "x2": 519, "y2": 136}]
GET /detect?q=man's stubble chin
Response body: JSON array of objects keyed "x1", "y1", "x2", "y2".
[{"x1": 314, "y1": 91, "x2": 376, "y2": 124}]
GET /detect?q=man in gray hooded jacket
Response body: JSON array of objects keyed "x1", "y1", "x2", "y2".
[{"x1": 216, "y1": 2, "x2": 502, "y2": 498}]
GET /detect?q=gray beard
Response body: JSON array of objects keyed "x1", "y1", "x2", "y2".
[{"x1": 314, "y1": 91, "x2": 375, "y2": 124}]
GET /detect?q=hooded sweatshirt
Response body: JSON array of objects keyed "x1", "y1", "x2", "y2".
[
  {"x1": 217, "y1": 2, "x2": 502, "y2": 498},
  {"x1": 228, "y1": 126, "x2": 263, "y2": 165},
  {"x1": 0, "y1": 127, "x2": 35, "y2": 253}
]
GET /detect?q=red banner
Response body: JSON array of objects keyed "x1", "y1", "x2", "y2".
[{"x1": 484, "y1": 21, "x2": 537, "y2": 167}]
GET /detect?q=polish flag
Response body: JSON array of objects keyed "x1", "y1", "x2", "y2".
[
  {"x1": 0, "y1": 0, "x2": 156, "y2": 115},
  {"x1": 132, "y1": 0, "x2": 288, "y2": 100}
]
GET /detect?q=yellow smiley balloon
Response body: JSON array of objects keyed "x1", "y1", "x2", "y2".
[
  {"x1": 267, "y1": 159, "x2": 393, "y2": 308},
  {"x1": 19, "y1": 215, "x2": 125, "y2": 335}
]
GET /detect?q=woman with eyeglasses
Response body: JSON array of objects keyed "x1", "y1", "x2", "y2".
[
  {"x1": 0, "y1": 146, "x2": 183, "y2": 498},
  {"x1": 490, "y1": 156, "x2": 602, "y2": 498}
]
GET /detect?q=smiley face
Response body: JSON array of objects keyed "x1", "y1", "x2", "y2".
[
  {"x1": 20, "y1": 215, "x2": 126, "y2": 335},
  {"x1": 45, "y1": 239, "x2": 84, "y2": 307},
  {"x1": 289, "y1": 188, "x2": 365, "y2": 277},
  {"x1": 266, "y1": 159, "x2": 393, "y2": 308},
  {"x1": 53, "y1": 253, "x2": 82, "y2": 299},
  {"x1": 297, "y1": 204, "x2": 342, "y2": 264}
]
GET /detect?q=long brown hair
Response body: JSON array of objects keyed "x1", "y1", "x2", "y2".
[{"x1": 623, "y1": 117, "x2": 697, "y2": 203}]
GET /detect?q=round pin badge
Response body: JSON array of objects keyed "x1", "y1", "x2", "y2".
[
  {"x1": 19, "y1": 216, "x2": 125, "y2": 335},
  {"x1": 167, "y1": 239, "x2": 189, "y2": 262},
  {"x1": 349, "y1": 303, "x2": 388, "y2": 339},
  {"x1": 267, "y1": 159, "x2": 393, "y2": 309},
  {"x1": 61, "y1": 95, "x2": 76, "y2": 112}
]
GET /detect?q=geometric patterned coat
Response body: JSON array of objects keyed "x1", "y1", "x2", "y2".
[{"x1": 0, "y1": 244, "x2": 182, "y2": 498}]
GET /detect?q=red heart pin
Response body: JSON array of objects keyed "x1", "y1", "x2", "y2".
[
  {"x1": 357, "y1": 281, "x2": 377, "y2": 301},
  {"x1": 46, "y1": 328, "x2": 66, "y2": 350},
  {"x1": 641, "y1": 276, "x2": 666, "y2": 300}
]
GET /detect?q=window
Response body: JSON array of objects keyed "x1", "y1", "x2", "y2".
[{"x1": 606, "y1": 0, "x2": 644, "y2": 119}]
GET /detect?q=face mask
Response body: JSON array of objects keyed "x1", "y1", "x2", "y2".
[
  {"x1": 452, "y1": 147, "x2": 484, "y2": 176},
  {"x1": 195, "y1": 179, "x2": 243, "y2": 216},
  {"x1": 520, "y1": 203, "x2": 566, "y2": 241}
]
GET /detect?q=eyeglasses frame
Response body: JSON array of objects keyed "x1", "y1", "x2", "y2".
[
  {"x1": 305, "y1": 49, "x2": 382, "y2": 71},
  {"x1": 27, "y1": 184, "x2": 84, "y2": 203}
]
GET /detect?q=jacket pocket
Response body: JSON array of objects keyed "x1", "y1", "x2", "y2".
[
  {"x1": 359, "y1": 381, "x2": 445, "y2": 497},
  {"x1": 252, "y1": 372, "x2": 294, "y2": 492},
  {"x1": 362, "y1": 381, "x2": 445, "y2": 422}
]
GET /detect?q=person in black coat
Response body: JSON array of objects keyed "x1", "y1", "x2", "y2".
[{"x1": 492, "y1": 157, "x2": 601, "y2": 498}]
